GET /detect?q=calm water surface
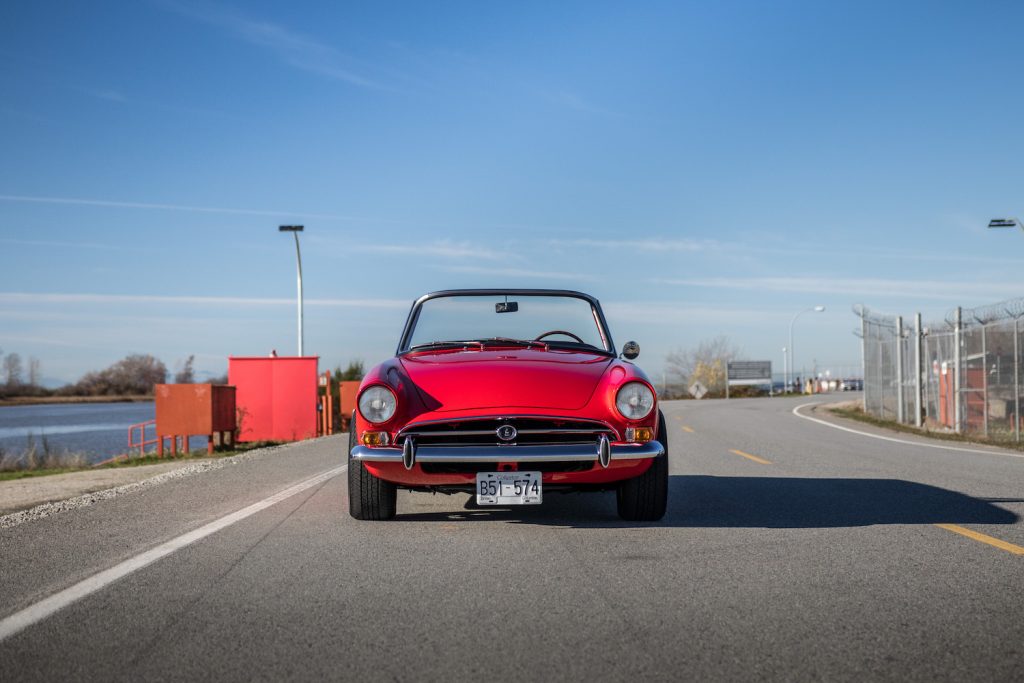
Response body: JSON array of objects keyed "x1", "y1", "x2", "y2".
[{"x1": 0, "y1": 402, "x2": 157, "y2": 463}]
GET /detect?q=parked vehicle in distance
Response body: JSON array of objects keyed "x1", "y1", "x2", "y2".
[
  {"x1": 840, "y1": 378, "x2": 864, "y2": 391},
  {"x1": 348, "y1": 289, "x2": 668, "y2": 521}
]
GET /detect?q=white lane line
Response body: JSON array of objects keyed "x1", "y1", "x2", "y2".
[
  {"x1": 0, "y1": 465, "x2": 346, "y2": 643},
  {"x1": 792, "y1": 403, "x2": 1024, "y2": 460}
]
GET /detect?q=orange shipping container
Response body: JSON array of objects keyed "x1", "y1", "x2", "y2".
[
  {"x1": 155, "y1": 384, "x2": 236, "y2": 436},
  {"x1": 229, "y1": 356, "x2": 319, "y2": 442}
]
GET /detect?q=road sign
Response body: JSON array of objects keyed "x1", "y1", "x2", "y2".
[
  {"x1": 689, "y1": 381, "x2": 708, "y2": 400},
  {"x1": 727, "y1": 361, "x2": 772, "y2": 386}
]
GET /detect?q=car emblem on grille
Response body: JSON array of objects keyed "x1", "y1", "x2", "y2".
[{"x1": 496, "y1": 425, "x2": 518, "y2": 442}]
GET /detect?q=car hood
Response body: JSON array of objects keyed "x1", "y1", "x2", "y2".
[{"x1": 399, "y1": 349, "x2": 613, "y2": 412}]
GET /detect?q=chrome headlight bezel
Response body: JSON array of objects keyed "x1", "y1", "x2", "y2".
[
  {"x1": 358, "y1": 385, "x2": 398, "y2": 424},
  {"x1": 615, "y1": 381, "x2": 655, "y2": 421}
]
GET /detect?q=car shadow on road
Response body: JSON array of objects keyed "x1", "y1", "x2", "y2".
[{"x1": 394, "y1": 475, "x2": 1022, "y2": 529}]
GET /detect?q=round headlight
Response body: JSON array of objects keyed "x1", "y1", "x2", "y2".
[
  {"x1": 616, "y1": 381, "x2": 655, "y2": 420},
  {"x1": 358, "y1": 385, "x2": 397, "y2": 424}
]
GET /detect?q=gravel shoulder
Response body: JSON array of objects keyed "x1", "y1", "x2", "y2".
[{"x1": 0, "y1": 462, "x2": 199, "y2": 515}]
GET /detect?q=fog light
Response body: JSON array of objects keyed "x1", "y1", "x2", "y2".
[
  {"x1": 625, "y1": 427, "x2": 653, "y2": 443},
  {"x1": 361, "y1": 431, "x2": 390, "y2": 446}
]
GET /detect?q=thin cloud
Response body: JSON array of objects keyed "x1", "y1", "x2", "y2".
[
  {"x1": 161, "y1": 1, "x2": 389, "y2": 90},
  {"x1": 653, "y1": 276, "x2": 1023, "y2": 302},
  {"x1": 0, "y1": 238, "x2": 152, "y2": 251},
  {"x1": 550, "y1": 237, "x2": 713, "y2": 252},
  {"x1": 0, "y1": 194, "x2": 368, "y2": 222},
  {"x1": 726, "y1": 242, "x2": 1024, "y2": 267},
  {"x1": 439, "y1": 265, "x2": 594, "y2": 282},
  {"x1": 603, "y1": 302, "x2": 783, "y2": 325},
  {"x1": 0, "y1": 293, "x2": 408, "y2": 309},
  {"x1": 348, "y1": 240, "x2": 506, "y2": 261},
  {"x1": 0, "y1": 334, "x2": 93, "y2": 349}
]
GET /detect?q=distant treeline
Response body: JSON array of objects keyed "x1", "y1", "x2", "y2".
[
  {"x1": 0, "y1": 351, "x2": 365, "y2": 400},
  {"x1": 0, "y1": 351, "x2": 225, "y2": 399}
]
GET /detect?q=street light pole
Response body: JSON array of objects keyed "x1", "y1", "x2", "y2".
[
  {"x1": 789, "y1": 305, "x2": 826, "y2": 392},
  {"x1": 279, "y1": 225, "x2": 305, "y2": 356},
  {"x1": 782, "y1": 347, "x2": 788, "y2": 394}
]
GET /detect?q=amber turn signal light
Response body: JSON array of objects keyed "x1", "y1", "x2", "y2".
[
  {"x1": 361, "y1": 431, "x2": 390, "y2": 446},
  {"x1": 625, "y1": 427, "x2": 653, "y2": 443}
]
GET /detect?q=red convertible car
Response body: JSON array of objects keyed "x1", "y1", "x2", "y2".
[{"x1": 348, "y1": 289, "x2": 668, "y2": 521}]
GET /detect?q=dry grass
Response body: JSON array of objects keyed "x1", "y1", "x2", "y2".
[
  {"x1": 0, "y1": 438, "x2": 285, "y2": 481},
  {"x1": 0, "y1": 434, "x2": 89, "y2": 477}
]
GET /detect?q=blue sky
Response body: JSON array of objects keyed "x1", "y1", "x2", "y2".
[{"x1": 1, "y1": 0, "x2": 1023, "y2": 385}]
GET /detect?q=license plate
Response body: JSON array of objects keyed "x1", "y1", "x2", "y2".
[{"x1": 476, "y1": 471, "x2": 542, "y2": 505}]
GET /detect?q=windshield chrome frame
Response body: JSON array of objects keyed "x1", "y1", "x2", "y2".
[{"x1": 396, "y1": 289, "x2": 616, "y2": 356}]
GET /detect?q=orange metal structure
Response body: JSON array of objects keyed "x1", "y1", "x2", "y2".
[
  {"x1": 338, "y1": 380, "x2": 360, "y2": 430},
  {"x1": 229, "y1": 356, "x2": 319, "y2": 442},
  {"x1": 155, "y1": 384, "x2": 237, "y2": 454},
  {"x1": 318, "y1": 371, "x2": 334, "y2": 437},
  {"x1": 938, "y1": 362, "x2": 954, "y2": 427},
  {"x1": 126, "y1": 421, "x2": 191, "y2": 458}
]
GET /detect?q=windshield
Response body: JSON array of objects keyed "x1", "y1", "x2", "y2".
[{"x1": 402, "y1": 293, "x2": 611, "y2": 353}]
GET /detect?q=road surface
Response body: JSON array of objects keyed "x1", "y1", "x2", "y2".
[{"x1": 2, "y1": 396, "x2": 1022, "y2": 681}]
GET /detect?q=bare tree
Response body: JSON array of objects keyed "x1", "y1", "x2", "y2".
[
  {"x1": 70, "y1": 354, "x2": 168, "y2": 395},
  {"x1": 3, "y1": 352, "x2": 24, "y2": 387},
  {"x1": 174, "y1": 355, "x2": 195, "y2": 384},
  {"x1": 665, "y1": 336, "x2": 742, "y2": 397}
]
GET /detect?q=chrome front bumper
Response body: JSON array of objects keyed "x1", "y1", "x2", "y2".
[{"x1": 350, "y1": 440, "x2": 664, "y2": 470}]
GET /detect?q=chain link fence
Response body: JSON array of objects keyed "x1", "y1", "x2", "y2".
[{"x1": 857, "y1": 298, "x2": 1024, "y2": 443}]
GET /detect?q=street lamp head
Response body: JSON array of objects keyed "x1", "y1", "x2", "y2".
[
  {"x1": 814, "y1": 305, "x2": 826, "y2": 312},
  {"x1": 279, "y1": 225, "x2": 304, "y2": 232},
  {"x1": 988, "y1": 218, "x2": 1020, "y2": 229}
]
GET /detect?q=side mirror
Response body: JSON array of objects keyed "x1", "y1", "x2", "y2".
[{"x1": 621, "y1": 341, "x2": 640, "y2": 360}]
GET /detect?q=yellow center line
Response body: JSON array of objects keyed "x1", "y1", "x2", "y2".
[
  {"x1": 682, "y1": 426, "x2": 694, "y2": 433},
  {"x1": 934, "y1": 524, "x2": 1024, "y2": 556},
  {"x1": 729, "y1": 449, "x2": 772, "y2": 465}
]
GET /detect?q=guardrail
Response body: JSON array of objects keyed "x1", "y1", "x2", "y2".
[{"x1": 127, "y1": 420, "x2": 187, "y2": 457}]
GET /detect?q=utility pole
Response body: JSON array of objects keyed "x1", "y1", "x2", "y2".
[
  {"x1": 895, "y1": 316, "x2": 904, "y2": 424},
  {"x1": 914, "y1": 313, "x2": 923, "y2": 428},
  {"x1": 954, "y1": 306, "x2": 962, "y2": 434}
]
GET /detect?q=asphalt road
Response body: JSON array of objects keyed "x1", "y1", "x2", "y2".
[{"x1": 2, "y1": 395, "x2": 1023, "y2": 682}]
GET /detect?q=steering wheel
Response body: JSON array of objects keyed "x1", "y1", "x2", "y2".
[{"x1": 534, "y1": 329, "x2": 586, "y2": 344}]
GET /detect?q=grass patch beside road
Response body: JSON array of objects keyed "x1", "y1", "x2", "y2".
[
  {"x1": 0, "y1": 438, "x2": 89, "y2": 479},
  {"x1": 827, "y1": 405, "x2": 1024, "y2": 453},
  {"x1": 0, "y1": 468, "x2": 87, "y2": 482},
  {"x1": 97, "y1": 441, "x2": 284, "y2": 469},
  {"x1": 0, "y1": 440, "x2": 286, "y2": 481}
]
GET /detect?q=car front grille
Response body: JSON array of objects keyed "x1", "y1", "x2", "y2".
[
  {"x1": 396, "y1": 417, "x2": 617, "y2": 448},
  {"x1": 420, "y1": 461, "x2": 595, "y2": 474}
]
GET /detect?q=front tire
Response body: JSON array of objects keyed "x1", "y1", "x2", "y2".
[
  {"x1": 616, "y1": 411, "x2": 668, "y2": 521},
  {"x1": 348, "y1": 413, "x2": 397, "y2": 520}
]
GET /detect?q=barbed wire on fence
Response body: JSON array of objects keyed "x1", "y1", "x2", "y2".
[
  {"x1": 851, "y1": 304, "x2": 897, "y2": 328},
  {"x1": 945, "y1": 295, "x2": 1024, "y2": 327}
]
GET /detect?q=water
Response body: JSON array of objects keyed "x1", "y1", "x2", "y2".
[{"x1": 0, "y1": 402, "x2": 156, "y2": 464}]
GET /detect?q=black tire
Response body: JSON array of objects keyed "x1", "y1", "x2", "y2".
[
  {"x1": 348, "y1": 412, "x2": 397, "y2": 520},
  {"x1": 616, "y1": 411, "x2": 668, "y2": 522}
]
